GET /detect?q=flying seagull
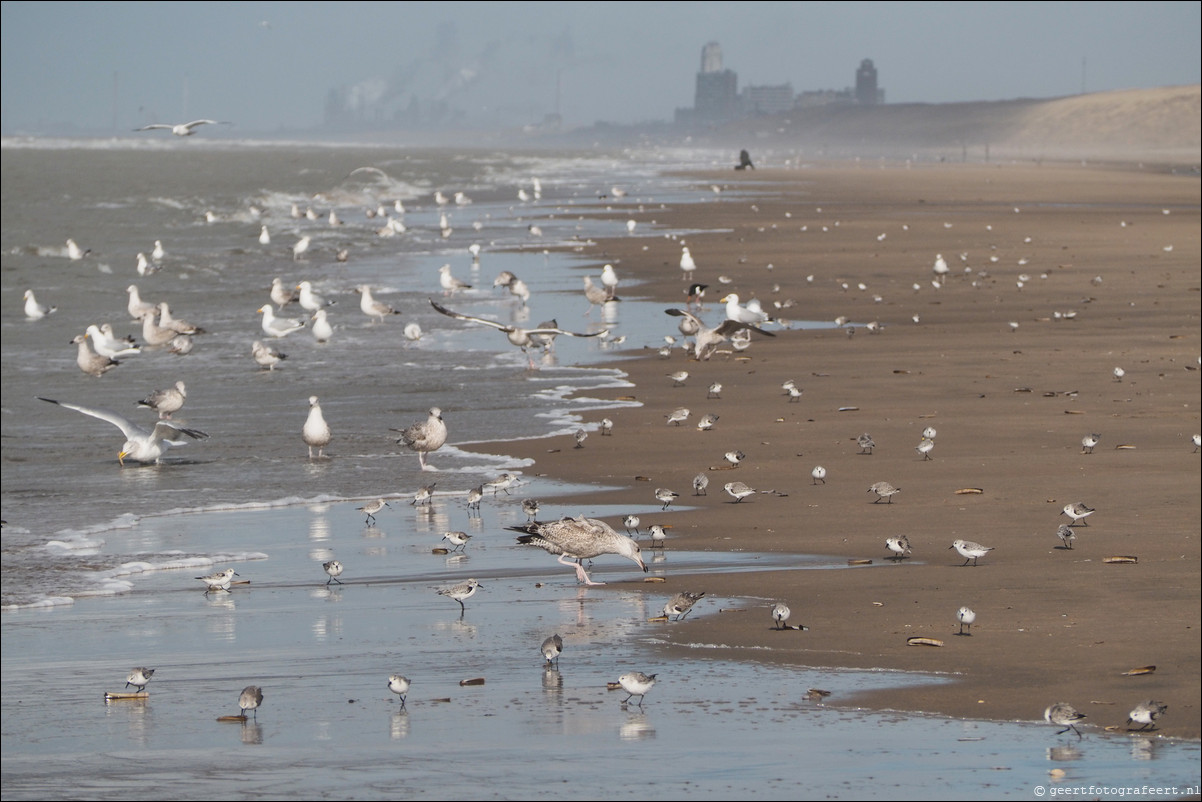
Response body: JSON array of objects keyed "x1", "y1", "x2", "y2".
[{"x1": 135, "y1": 120, "x2": 231, "y2": 137}]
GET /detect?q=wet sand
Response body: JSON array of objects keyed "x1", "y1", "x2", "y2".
[{"x1": 481, "y1": 162, "x2": 1201, "y2": 738}]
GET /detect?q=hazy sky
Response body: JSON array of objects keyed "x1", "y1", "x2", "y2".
[{"x1": 2, "y1": 1, "x2": 1199, "y2": 134}]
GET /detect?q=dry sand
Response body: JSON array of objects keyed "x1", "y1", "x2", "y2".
[{"x1": 479, "y1": 162, "x2": 1201, "y2": 739}]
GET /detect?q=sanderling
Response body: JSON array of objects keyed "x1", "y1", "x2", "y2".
[
  {"x1": 868, "y1": 481, "x2": 900, "y2": 503},
  {"x1": 137, "y1": 381, "x2": 187, "y2": 419},
  {"x1": 388, "y1": 675, "x2": 411, "y2": 707},
  {"x1": 915, "y1": 438, "x2": 934, "y2": 460},
  {"x1": 393, "y1": 407, "x2": 447, "y2": 470},
  {"x1": 664, "y1": 591, "x2": 705, "y2": 621},
  {"x1": 956, "y1": 606, "x2": 976, "y2": 635},
  {"x1": 411, "y1": 483, "x2": 436, "y2": 506},
  {"x1": 786, "y1": 385, "x2": 804, "y2": 402},
  {"x1": 574, "y1": 429, "x2": 588, "y2": 448},
  {"x1": 323, "y1": 560, "x2": 344, "y2": 585},
  {"x1": 441, "y1": 531, "x2": 471, "y2": 551},
  {"x1": 357, "y1": 499, "x2": 389, "y2": 525},
  {"x1": 467, "y1": 485, "x2": 484, "y2": 511},
  {"x1": 1044, "y1": 702, "x2": 1086, "y2": 737},
  {"x1": 1056, "y1": 523, "x2": 1076, "y2": 549},
  {"x1": 885, "y1": 536, "x2": 912, "y2": 560},
  {"x1": 667, "y1": 371, "x2": 689, "y2": 387},
  {"x1": 724, "y1": 450, "x2": 746, "y2": 468},
  {"x1": 666, "y1": 407, "x2": 690, "y2": 426},
  {"x1": 1192, "y1": 434, "x2": 1201, "y2": 453},
  {"x1": 707, "y1": 382, "x2": 722, "y2": 399},
  {"x1": 618, "y1": 671, "x2": 657, "y2": 706},
  {"x1": 1113, "y1": 366, "x2": 1125, "y2": 382},
  {"x1": 1081, "y1": 433, "x2": 1101, "y2": 454},
  {"x1": 196, "y1": 568, "x2": 239, "y2": 594},
  {"x1": 656, "y1": 488, "x2": 679, "y2": 510},
  {"x1": 258, "y1": 305, "x2": 306, "y2": 338},
  {"x1": 541, "y1": 634, "x2": 564, "y2": 667},
  {"x1": 693, "y1": 473, "x2": 709, "y2": 495},
  {"x1": 857, "y1": 433, "x2": 876, "y2": 454},
  {"x1": 724, "y1": 481, "x2": 756, "y2": 502},
  {"x1": 697, "y1": 413, "x2": 719, "y2": 431},
  {"x1": 648, "y1": 524, "x2": 669, "y2": 548},
  {"x1": 771, "y1": 602, "x2": 791, "y2": 630},
  {"x1": 126, "y1": 667, "x2": 155, "y2": 692},
  {"x1": 484, "y1": 473, "x2": 516, "y2": 495},
  {"x1": 624, "y1": 514, "x2": 641, "y2": 536},
  {"x1": 1061, "y1": 502, "x2": 1095, "y2": 526},
  {"x1": 522, "y1": 498, "x2": 541, "y2": 522},
  {"x1": 811, "y1": 466, "x2": 827, "y2": 485},
  {"x1": 39, "y1": 397, "x2": 209, "y2": 465},
  {"x1": 303, "y1": 396, "x2": 332, "y2": 458},
  {"x1": 950, "y1": 539, "x2": 994, "y2": 566},
  {"x1": 252, "y1": 340, "x2": 286, "y2": 370},
  {"x1": 600, "y1": 418, "x2": 613, "y2": 436},
  {"x1": 437, "y1": 578, "x2": 483, "y2": 614},
  {"x1": 1126, "y1": 700, "x2": 1168, "y2": 731},
  {"x1": 511, "y1": 515, "x2": 647, "y2": 585},
  {"x1": 239, "y1": 685, "x2": 264, "y2": 720},
  {"x1": 922, "y1": 425, "x2": 938, "y2": 440}
]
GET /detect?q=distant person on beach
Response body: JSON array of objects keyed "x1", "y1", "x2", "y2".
[{"x1": 736, "y1": 149, "x2": 755, "y2": 170}]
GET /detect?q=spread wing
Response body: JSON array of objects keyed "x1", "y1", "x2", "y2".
[
  {"x1": 39, "y1": 397, "x2": 149, "y2": 440},
  {"x1": 429, "y1": 300, "x2": 511, "y2": 332}
]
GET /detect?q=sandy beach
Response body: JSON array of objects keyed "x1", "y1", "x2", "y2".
[{"x1": 483, "y1": 161, "x2": 1201, "y2": 739}]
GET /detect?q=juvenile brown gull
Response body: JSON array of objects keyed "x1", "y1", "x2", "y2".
[{"x1": 511, "y1": 515, "x2": 647, "y2": 585}]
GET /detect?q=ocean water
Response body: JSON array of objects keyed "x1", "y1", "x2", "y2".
[{"x1": 2, "y1": 141, "x2": 1198, "y2": 799}]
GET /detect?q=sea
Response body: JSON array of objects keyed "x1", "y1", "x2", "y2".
[{"x1": 2, "y1": 139, "x2": 1197, "y2": 799}]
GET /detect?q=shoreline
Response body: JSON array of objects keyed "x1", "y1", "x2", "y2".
[{"x1": 474, "y1": 160, "x2": 1202, "y2": 739}]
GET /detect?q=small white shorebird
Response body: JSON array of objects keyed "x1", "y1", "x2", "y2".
[
  {"x1": 437, "y1": 578, "x2": 483, "y2": 614},
  {"x1": 23, "y1": 289, "x2": 56, "y2": 319},
  {"x1": 656, "y1": 488, "x2": 679, "y2": 510},
  {"x1": 811, "y1": 466, "x2": 827, "y2": 485},
  {"x1": 322, "y1": 560, "x2": 344, "y2": 585},
  {"x1": 125, "y1": 667, "x2": 155, "y2": 692},
  {"x1": 1081, "y1": 433, "x2": 1101, "y2": 454},
  {"x1": 39, "y1": 396, "x2": 208, "y2": 464},
  {"x1": 239, "y1": 686, "x2": 264, "y2": 720},
  {"x1": 388, "y1": 675, "x2": 411, "y2": 707},
  {"x1": 950, "y1": 539, "x2": 994, "y2": 566},
  {"x1": 885, "y1": 536, "x2": 912, "y2": 560},
  {"x1": 665, "y1": 407, "x2": 690, "y2": 426},
  {"x1": 647, "y1": 524, "x2": 669, "y2": 549},
  {"x1": 1126, "y1": 700, "x2": 1168, "y2": 731},
  {"x1": 623, "y1": 514, "x2": 641, "y2": 536},
  {"x1": 857, "y1": 433, "x2": 876, "y2": 454},
  {"x1": 441, "y1": 531, "x2": 472, "y2": 552},
  {"x1": 723, "y1": 449, "x2": 746, "y2": 468},
  {"x1": 137, "y1": 381, "x2": 187, "y2": 419},
  {"x1": 618, "y1": 671, "x2": 657, "y2": 706},
  {"x1": 667, "y1": 370, "x2": 689, "y2": 387},
  {"x1": 956, "y1": 606, "x2": 976, "y2": 636},
  {"x1": 521, "y1": 498, "x2": 541, "y2": 522},
  {"x1": 135, "y1": 119, "x2": 230, "y2": 137},
  {"x1": 393, "y1": 407, "x2": 448, "y2": 470},
  {"x1": 771, "y1": 602, "x2": 791, "y2": 630},
  {"x1": 196, "y1": 567, "x2": 238, "y2": 594},
  {"x1": 868, "y1": 481, "x2": 900, "y2": 503},
  {"x1": 664, "y1": 591, "x2": 705, "y2": 621},
  {"x1": 1044, "y1": 702, "x2": 1087, "y2": 738},
  {"x1": 411, "y1": 483, "x2": 436, "y2": 506},
  {"x1": 541, "y1": 634, "x2": 564, "y2": 667},
  {"x1": 1061, "y1": 502, "x2": 1095, "y2": 526},
  {"x1": 1056, "y1": 523, "x2": 1076, "y2": 549},
  {"x1": 724, "y1": 481, "x2": 756, "y2": 502},
  {"x1": 303, "y1": 396, "x2": 332, "y2": 458},
  {"x1": 430, "y1": 300, "x2": 606, "y2": 369},
  {"x1": 357, "y1": 499, "x2": 389, "y2": 525},
  {"x1": 692, "y1": 473, "x2": 709, "y2": 496},
  {"x1": 915, "y1": 438, "x2": 935, "y2": 460},
  {"x1": 258, "y1": 305, "x2": 305, "y2": 338},
  {"x1": 697, "y1": 413, "x2": 719, "y2": 431}
]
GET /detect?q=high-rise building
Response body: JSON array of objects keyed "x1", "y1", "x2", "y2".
[
  {"x1": 693, "y1": 42, "x2": 739, "y2": 122},
  {"x1": 855, "y1": 59, "x2": 879, "y2": 105}
]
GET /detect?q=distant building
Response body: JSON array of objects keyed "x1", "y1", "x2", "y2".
[
  {"x1": 687, "y1": 42, "x2": 739, "y2": 124},
  {"x1": 855, "y1": 59, "x2": 883, "y2": 105},
  {"x1": 743, "y1": 84, "x2": 794, "y2": 116}
]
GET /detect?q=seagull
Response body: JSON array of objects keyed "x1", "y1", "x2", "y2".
[
  {"x1": 600, "y1": 264, "x2": 619, "y2": 299},
  {"x1": 356, "y1": 286, "x2": 401, "y2": 322},
  {"x1": 136, "y1": 252, "x2": 158, "y2": 276},
  {"x1": 270, "y1": 277, "x2": 298, "y2": 310},
  {"x1": 956, "y1": 606, "x2": 976, "y2": 635},
  {"x1": 439, "y1": 264, "x2": 472, "y2": 296},
  {"x1": 135, "y1": 119, "x2": 230, "y2": 137},
  {"x1": 664, "y1": 591, "x2": 705, "y2": 621},
  {"x1": 664, "y1": 309, "x2": 775, "y2": 361},
  {"x1": 296, "y1": 281, "x2": 334, "y2": 313},
  {"x1": 71, "y1": 334, "x2": 120, "y2": 376},
  {"x1": 582, "y1": 276, "x2": 613, "y2": 315},
  {"x1": 680, "y1": 246, "x2": 696, "y2": 280},
  {"x1": 87, "y1": 325, "x2": 141, "y2": 358},
  {"x1": 251, "y1": 340, "x2": 286, "y2": 370},
  {"x1": 541, "y1": 634, "x2": 564, "y2": 667},
  {"x1": 322, "y1": 560, "x2": 344, "y2": 585},
  {"x1": 511, "y1": 515, "x2": 647, "y2": 585},
  {"x1": 437, "y1": 578, "x2": 483, "y2": 614},
  {"x1": 1061, "y1": 502, "x2": 1096, "y2": 526},
  {"x1": 430, "y1": 300, "x2": 606, "y2": 369},
  {"x1": 258, "y1": 305, "x2": 305, "y2": 338},
  {"x1": 158, "y1": 303, "x2": 205, "y2": 335},
  {"x1": 388, "y1": 675, "x2": 411, "y2": 707},
  {"x1": 39, "y1": 397, "x2": 208, "y2": 464},
  {"x1": 292, "y1": 236, "x2": 311, "y2": 262},
  {"x1": 137, "y1": 381, "x2": 187, "y2": 419},
  {"x1": 1044, "y1": 702, "x2": 1086, "y2": 738},
  {"x1": 23, "y1": 290, "x2": 56, "y2": 320},
  {"x1": 311, "y1": 309, "x2": 334, "y2": 343},
  {"x1": 949, "y1": 539, "x2": 993, "y2": 566},
  {"x1": 126, "y1": 285, "x2": 157, "y2": 320},
  {"x1": 303, "y1": 395, "x2": 331, "y2": 458},
  {"x1": 719, "y1": 294, "x2": 772, "y2": 326},
  {"x1": 125, "y1": 667, "x2": 155, "y2": 692},
  {"x1": 868, "y1": 481, "x2": 900, "y2": 503},
  {"x1": 259, "y1": 225, "x2": 271, "y2": 246},
  {"x1": 885, "y1": 535, "x2": 912, "y2": 560},
  {"x1": 493, "y1": 271, "x2": 531, "y2": 306},
  {"x1": 66, "y1": 238, "x2": 89, "y2": 260},
  {"x1": 238, "y1": 686, "x2": 264, "y2": 720},
  {"x1": 393, "y1": 407, "x2": 448, "y2": 470}
]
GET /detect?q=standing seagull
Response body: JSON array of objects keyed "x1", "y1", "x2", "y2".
[
  {"x1": 23, "y1": 290, "x2": 56, "y2": 319},
  {"x1": 430, "y1": 300, "x2": 606, "y2": 369},
  {"x1": 258, "y1": 305, "x2": 306, "y2": 338},
  {"x1": 136, "y1": 119, "x2": 231, "y2": 136},
  {"x1": 438, "y1": 264, "x2": 472, "y2": 296},
  {"x1": 303, "y1": 395, "x2": 332, "y2": 458},
  {"x1": 238, "y1": 686, "x2": 264, "y2": 720},
  {"x1": 393, "y1": 407, "x2": 448, "y2": 470},
  {"x1": 72, "y1": 334, "x2": 120, "y2": 377},
  {"x1": 137, "y1": 381, "x2": 187, "y2": 419},
  {"x1": 357, "y1": 285, "x2": 401, "y2": 322},
  {"x1": 680, "y1": 246, "x2": 697, "y2": 281},
  {"x1": 39, "y1": 396, "x2": 208, "y2": 464},
  {"x1": 511, "y1": 515, "x2": 648, "y2": 586}
]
